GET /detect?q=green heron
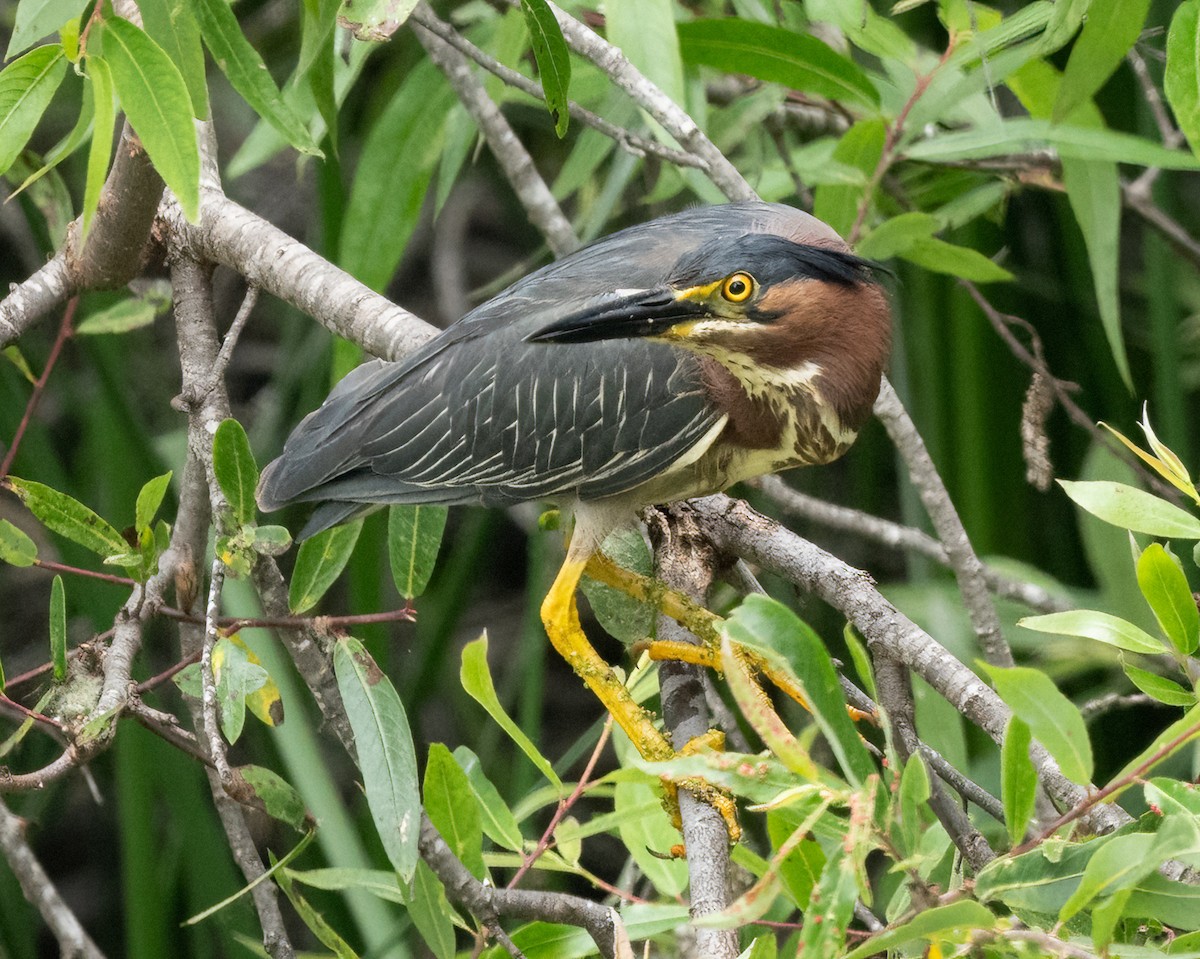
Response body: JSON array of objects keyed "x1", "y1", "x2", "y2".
[{"x1": 257, "y1": 201, "x2": 890, "y2": 774}]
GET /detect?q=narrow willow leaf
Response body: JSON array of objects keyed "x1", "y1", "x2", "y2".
[
  {"x1": 0, "y1": 519, "x2": 38, "y2": 567},
  {"x1": 723, "y1": 595, "x2": 875, "y2": 787},
  {"x1": 605, "y1": 0, "x2": 685, "y2": 107},
  {"x1": 897, "y1": 753, "x2": 931, "y2": 856},
  {"x1": 1019, "y1": 609, "x2": 1164, "y2": 655},
  {"x1": 899, "y1": 236, "x2": 1013, "y2": 283},
  {"x1": 134, "y1": 471, "x2": 173, "y2": 531},
  {"x1": 191, "y1": 0, "x2": 319, "y2": 154},
  {"x1": 288, "y1": 519, "x2": 362, "y2": 613},
  {"x1": 459, "y1": 633, "x2": 562, "y2": 790},
  {"x1": 423, "y1": 743, "x2": 485, "y2": 880},
  {"x1": 387, "y1": 505, "x2": 446, "y2": 600},
  {"x1": 842, "y1": 901, "x2": 997, "y2": 959},
  {"x1": 334, "y1": 636, "x2": 420, "y2": 883},
  {"x1": 7, "y1": 0, "x2": 89, "y2": 58},
  {"x1": 274, "y1": 864, "x2": 361, "y2": 957},
  {"x1": 1123, "y1": 663, "x2": 1195, "y2": 707},
  {"x1": 8, "y1": 78, "x2": 93, "y2": 200},
  {"x1": 213, "y1": 637, "x2": 268, "y2": 744},
  {"x1": 813, "y1": 119, "x2": 886, "y2": 239},
  {"x1": 1109, "y1": 704, "x2": 1200, "y2": 793},
  {"x1": 1166, "y1": 0, "x2": 1200, "y2": 157},
  {"x1": 409, "y1": 860, "x2": 456, "y2": 959},
  {"x1": 1054, "y1": 0, "x2": 1150, "y2": 122},
  {"x1": 237, "y1": 765, "x2": 308, "y2": 831},
  {"x1": 677, "y1": 19, "x2": 878, "y2": 108},
  {"x1": 520, "y1": 0, "x2": 570, "y2": 137},
  {"x1": 1059, "y1": 479, "x2": 1200, "y2": 538},
  {"x1": 82, "y1": 55, "x2": 114, "y2": 240},
  {"x1": 212, "y1": 419, "x2": 259, "y2": 527},
  {"x1": 0, "y1": 44, "x2": 68, "y2": 176},
  {"x1": 2, "y1": 346, "x2": 37, "y2": 384},
  {"x1": 580, "y1": 526, "x2": 654, "y2": 643},
  {"x1": 340, "y1": 60, "x2": 452, "y2": 290},
  {"x1": 1059, "y1": 832, "x2": 1160, "y2": 922},
  {"x1": 720, "y1": 636, "x2": 819, "y2": 780},
  {"x1": 76, "y1": 286, "x2": 172, "y2": 335},
  {"x1": 1137, "y1": 543, "x2": 1200, "y2": 655},
  {"x1": 138, "y1": 0, "x2": 208, "y2": 118},
  {"x1": 452, "y1": 746, "x2": 524, "y2": 852},
  {"x1": 4, "y1": 477, "x2": 127, "y2": 559},
  {"x1": 286, "y1": 866, "x2": 406, "y2": 903},
  {"x1": 49, "y1": 574, "x2": 66, "y2": 681},
  {"x1": 904, "y1": 117, "x2": 1200, "y2": 169},
  {"x1": 1001, "y1": 715, "x2": 1036, "y2": 847},
  {"x1": 984, "y1": 664, "x2": 1093, "y2": 785},
  {"x1": 96, "y1": 17, "x2": 200, "y2": 221},
  {"x1": 226, "y1": 633, "x2": 284, "y2": 727},
  {"x1": 336, "y1": 0, "x2": 418, "y2": 41},
  {"x1": 614, "y1": 738, "x2": 688, "y2": 896}
]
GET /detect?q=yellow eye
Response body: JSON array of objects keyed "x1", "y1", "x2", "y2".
[{"x1": 721, "y1": 272, "x2": 755, "y2": 303}]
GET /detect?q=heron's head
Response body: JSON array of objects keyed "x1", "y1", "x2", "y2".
[{"x1": 526, "y1": 232, "x2": 892, "y2": 431}]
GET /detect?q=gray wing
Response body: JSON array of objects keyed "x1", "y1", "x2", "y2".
[{"x1": 256, "y1": 330, "x2": 721, "y2": 520}]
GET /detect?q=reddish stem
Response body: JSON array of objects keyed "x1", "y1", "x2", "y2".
[{"x1": 1, "y1": 298, "x2": 77, "y2": 480}]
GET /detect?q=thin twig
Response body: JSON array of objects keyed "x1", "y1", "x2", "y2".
[
  {"x1": 205, "y1": 284, "x2": 259, "y2": 391},
  {"x1": 199, "y1": 555, "x2": 233, "y2": 785},
  {"x1": 0, "y1": 297, "x2": 77, "y2": 479},
  {"x1": 408, "y1": 7, "x2": 705, "y2": 170}
]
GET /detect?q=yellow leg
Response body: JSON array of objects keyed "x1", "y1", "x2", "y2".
[
  {"x1": 543, "y1": 552, "x2": 741, "y2": 841},
  {"x1": 542, "y1": 555, "x2": 675, "y2": 762}
]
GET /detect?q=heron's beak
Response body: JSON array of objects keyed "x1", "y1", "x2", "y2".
[{"x1": 525, "y1": 287, "x2": 706, "y2": 344}]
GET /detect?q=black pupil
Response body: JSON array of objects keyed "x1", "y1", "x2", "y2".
[{"x1": 728, "y1": 278, "x2": 746, "y2": 297}]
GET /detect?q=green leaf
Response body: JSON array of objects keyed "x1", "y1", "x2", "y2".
[
  {"x1": 896, "y1": 753, "x2": 931, "y2": 856},
  {"x1": 134, "y1": 471, "x2": 173, "y2": 531},
  {"x1": 49, "y1": 574, "x2": 66, "y2": 682},
  {"x1": 1059, "y1": 479, "x2": 1200, "y2": 538},
  {"x1": 1054, "y1": 0, "x2": 1150, "y2": 122},
  {"x1": 334, "y1": 636, "x2": 421, "y2": 883},
  {"x1": 212, "y1": 418, "x2": 259, "y2": 527},
  {"x1": 855, "y1": 212, "x2": 938, "y2": 260},
  {"x1": 520, "y1": 0, "x2": 571, "y2": 137},
  {"x1": 983, "y1": 664, "x2": 1093, "y2": 785},
  {"x1": 275, "y1": 865, "x2": 361, "y2": 957},
  {"x1": 97, "y1": 17, "x2": 199, "y2": 221},
  {"x1": 138, "y1": 0, "x2": 208, "y2": 118},
  {"x1": 288, "y1": 519, "x2": 363, "y2": 613},
  {"x1": 452, "y1": 746, "x2": 524, "y2": 852},
  {"x1": 7, "y1": 0, "x2": 89, "y2": 58},
  {"x1": 251, "y1": 524, "x2": 292, "y2": 556},
  {"x1": 237, "y1": 765, "x2": 308, "y2": 831},
  {"x1": 75, "y1": 286, "x2": 172, "y2": 335},
  {"x1": 460, "y1": 633, "x2": 562, "y2": 791},
  {"x1": 1019, "y1": 609, "x2": 1164, "y2": 655},
  {"x1": 1137, "y1": 543, "x2": 1200, "y2": 655},
  {"x1": 191, "y1": 0, "x2": 319, "y2": 155},
  {"x1": 336, "y1": 0, "x2": 418, "y2": 41},
  {"x1": 904, "y1": 117, "x2": 1200, "y2": 169},
  {"x1": 423, "y1": 743, "x2": 485, "y2": 880},
  {"x1": 842, "y1": 900, "x2": 996, "y2": 959},
  {"x1": 340, "y1": 60, "x2": 453, "y2": 291},
  {"x1": 0, "y1": 519, "x2": 38, "y2": 567},
  {"x1": 580, "y1": 527, "x2": 654, "y2": 643},
  {"x1": 410, "y1": 860, "x2": 456, "y2": 959},
  {"x1": 899, "y1": 236, "x2": 1013, "y2": 283},
  {"x1": 1059, "y1": 832, "x2": 1161, "y2": 922},
  {"x1": 677, "y1": 19, "x2": 878, "y2": 108},
  {"x1": 286, "y1": 866, "x2": 407, "y2": 903},
  {"x1": 0, "y1": 44, "x2": 68, "y2": 177},
  {"x1": 723, "y1": 595, "x2": 875, "y2": 787},
  {"x1": 213, "y1": 637, "x2": 268, "y2": 743},
  {"x1": 1166, "y1": 0, "x2": 1200, "y2": 157},
  {"x1": 767, "y1": 806, "x2": 826, "y2": 907},
  {"x1": 1001, "y1": 715, "x2": 1036, "y2": 847},
  {"x1": 387, "y1": 505, "x2": 446, "y2": 601},
  {"x1": 1123, "y1": 663, "x2": 1196, "y2": 707},
  {"x1": 7, "y1": 76, "x2": 94, "y2": 200},
  {"x1": 813, "y1": 119, "x2": 886, "y2": 239},
  {"x1": 4, "y1": 477, "x2": 127, "y2": 559},
  {"x1": 82, "y1": 55, "x2": 114, "y2": 239},
  {"x1": 3, "y1": 346, "x2": 37, "y2": 384},
  {"x1": 614, "y1": 735, "x2": 688, "y2": 896},
  {"x1": 605, "y1": 0, "x2": 685, "y2": 108}
]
